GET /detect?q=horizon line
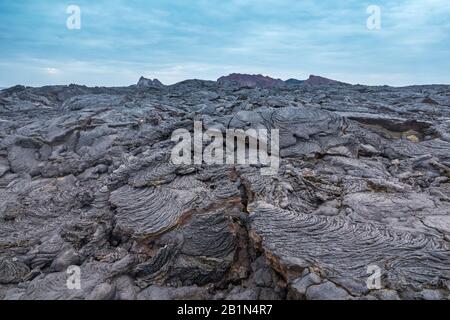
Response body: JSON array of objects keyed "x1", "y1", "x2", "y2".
[{"x1": 2, "y1": 74, "x2": 450, "y2": 89}]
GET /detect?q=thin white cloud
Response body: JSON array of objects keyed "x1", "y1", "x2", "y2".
[{"x1": 44, "y1": 68, "x2": 59, "y2": 75}]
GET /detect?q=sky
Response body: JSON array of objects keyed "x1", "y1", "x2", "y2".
[{"x1": 0, "y1": 0, "x2": 449, "y2": 87}]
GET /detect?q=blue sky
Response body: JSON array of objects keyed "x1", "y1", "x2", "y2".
[{"x1": 0, "y1": 0, "x2": 449, "y2": 87}]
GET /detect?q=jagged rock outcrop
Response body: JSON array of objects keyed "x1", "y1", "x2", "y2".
[
  {"x1": 1, "y1": 79, "x2": 450, "y2": 300},
  {"x1": 137, "y1": 77, "x2": 164, "y2": 88}
]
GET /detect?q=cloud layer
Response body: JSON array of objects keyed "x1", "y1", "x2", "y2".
[{"x1": 0, "y1": 0, "x2": 449, "y2": 87}]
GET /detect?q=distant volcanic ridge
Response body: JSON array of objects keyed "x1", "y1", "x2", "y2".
[
  {"x1": 137, "y1": 76, "x2": 164, "y2": 88},
  {"x1": 217, "y1": 73, "x2": 347, "y2": 88},
  {"x1": 302, "y1": 75, "x2": 346, "y2": 86},
  {"x1": 217, "y1": 73, "x2": 285, "y2": 89},
  {"x1": 135, "y1": 74, "x2": 346, "y2": 89},
  {"x1": 285, "y1": 78, "x2": 305, "y2": 86}
]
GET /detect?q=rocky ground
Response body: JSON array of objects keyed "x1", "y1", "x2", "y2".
[{"x1": 1, "y1": 79, "x2": 450, "y2": 300}]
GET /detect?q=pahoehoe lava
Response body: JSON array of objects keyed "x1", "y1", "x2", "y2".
[{"x1": 1, "y1": 78, "x2": 450, "y2": 300}]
